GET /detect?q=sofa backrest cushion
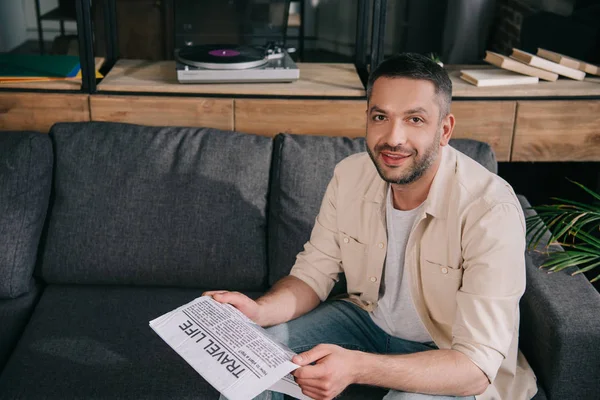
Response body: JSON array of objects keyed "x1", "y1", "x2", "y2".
[
  {"x1": 267, "y1": 134, "x2": 498, "y2": 285},
  {"x1": 0, "y1": 131, "x2": 53, "y2": 298},
  {"x1": 40, "y1": 122, "x2": 272, "y2": 291}
]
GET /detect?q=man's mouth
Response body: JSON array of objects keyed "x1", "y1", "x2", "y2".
[{"x1": 380, "y1": 151, "x2": 411, "y2": 166}]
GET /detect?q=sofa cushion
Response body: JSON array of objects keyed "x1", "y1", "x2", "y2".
[
  {"x1": 0, "y1": 285, "x2": 265, "y2": 399},
  {"x1": 0, "y1": 131, "x2": 52, "y2": 298},
  {"x1": 268, "y1": 134, "x2": 497, "y2": 285},
  {"x1": 40, "y1": 122, "x2": 272, "y2": 291},
  {"x1": 0, "y1": 283, "x2": 42, "y2": 372}
]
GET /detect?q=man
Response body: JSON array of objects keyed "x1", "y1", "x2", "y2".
[{"x1": 205, "y1": 53, "x2": 537, "y2": 400}]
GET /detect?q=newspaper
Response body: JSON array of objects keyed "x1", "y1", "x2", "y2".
[{"x1": 150, "y1": 296, "x2": 312, "y2": 400}]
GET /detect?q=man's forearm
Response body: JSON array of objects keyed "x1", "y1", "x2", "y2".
[
  {"x1": 355, "y1": 349, "x2": 489, "y2": 397},
  {"x1": 255, "y1": 276, "x2": 321, "y2": 327}
]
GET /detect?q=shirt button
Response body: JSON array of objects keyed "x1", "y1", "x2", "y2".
[
  {"x1": 370, "y1": 276, "x2": 377, "y2": 283},
  {"x1": 343, "y1": 237, "x2": 349, "y2": 244},
  {"x1": 441, "y1": 267, "x2": 448, "y2": 274},
  {"x1": 378, "y1": 242, "x2": 384, "y2": 249}
]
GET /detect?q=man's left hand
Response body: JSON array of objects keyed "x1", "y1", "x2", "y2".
[{"x1": 292, "y1": 344, "x2": 360, "y2": 400}]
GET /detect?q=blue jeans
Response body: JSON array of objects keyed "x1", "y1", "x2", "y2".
[{"x1": 220, "y1": 300, "x2": 474, "y2": 400}]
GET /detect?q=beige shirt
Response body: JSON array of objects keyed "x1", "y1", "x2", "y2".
[{"x1": 289, "y1": 145, "x2": 538, "y2": 400}]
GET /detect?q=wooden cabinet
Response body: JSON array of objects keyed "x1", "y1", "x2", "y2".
[
  {"x1": 450, "y1": 101, "x2": 516, "y2": 162},
  {"x1": 0, "y1": 93, "x2": 89, "y2": 133},
  {"x1": 512, "y1": 100, "x2": 600, "y2": 161},
  {"x1": 90, "y1": 95, "x2": 233, "y2": 130},
  {"x1": 234, "y1": 99, "x2": 367, "y2": 136}
]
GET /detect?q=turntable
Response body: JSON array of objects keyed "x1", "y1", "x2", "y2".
[{"x1": 176, "y1": 43, "x2": 300, "y2": 84}]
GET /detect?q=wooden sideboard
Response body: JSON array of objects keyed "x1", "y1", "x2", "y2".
[{"x1": 2, "y1": 61, "x2": 600, "y2": 162}]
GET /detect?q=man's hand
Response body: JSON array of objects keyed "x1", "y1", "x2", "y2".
[
  {"x1": 292, "y1": 344, "x2": 359, "y2": 400},
  {"x1": 202, "y1": 290, "x2": 265, "y2": 326}
]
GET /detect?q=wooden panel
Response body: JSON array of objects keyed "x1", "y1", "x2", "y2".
[
  {"x1": 512, "y1": 100, "x2": 600, "y2": 161},
  {"x1": 450, "y1": 101, "x2": 516, "y2": 161},
  {"x1": 0, "y1": 93, "x2": 89, "y2": 132},
  {"x1": 448, "y1": 66, "x2": 600, "y2": 98},
  {"x1": 98, "y1": 60, "x2": 366, "y2": 97},
  {"x1": 90, "y1": 95, "x2": 233, "y2": 130},
  {"x1": 235, "y1": 99, "x2": 367, "y2": 136}
]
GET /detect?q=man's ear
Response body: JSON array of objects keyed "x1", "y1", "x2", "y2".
[{"x1": 439, "y1": 113, "x2": 455, "y2": 146}]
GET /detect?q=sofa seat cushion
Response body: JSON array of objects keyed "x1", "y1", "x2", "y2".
[
  {"x1": 0, "y1": 283, "x2": 42, "y2": 372},
  {"x1": 40, "y1": 122, "x2": 272, "y2": 291},
  {"x1": 268, "y1": 134, "x2": 498, "y2": 285},
  {"x1": 0, "y1": 131, "x2": 52, "y2": 298},
  {"x1": 0, "y1": 284, "x2": 265, "y2": 399}
]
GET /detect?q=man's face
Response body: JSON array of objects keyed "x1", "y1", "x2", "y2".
[{"x1": 366, "y1": 77, "x2": 450, "y2": 185}]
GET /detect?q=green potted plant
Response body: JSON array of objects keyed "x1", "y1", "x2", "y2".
[
  {"x1": 526, "y1": 180, "x2": 600, "y2": 285},
  {"x1": 428, "y1": 53, "x2": 443, "y2": 68}
]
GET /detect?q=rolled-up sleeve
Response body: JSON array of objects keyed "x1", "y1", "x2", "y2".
[
  {"x1": 289, "y1": 169, "x2": 343, "y2": 301},
  {"x1": 451, "y1": 201, "x2": 526, "y2": 383}
]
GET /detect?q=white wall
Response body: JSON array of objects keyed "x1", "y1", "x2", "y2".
[
  {"x1": 22, "y1": 0, "x2": 78, "y2": 41},
  {"x1": 0, "y1": 1, "x2": 28, "y2": 52}
]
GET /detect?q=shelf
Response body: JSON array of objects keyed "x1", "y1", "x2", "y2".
[
  {"x1": 448, "y1": 66, "x2": 600, "y2": 98},
  {"x1": 97, "y1": 60, "x2": 366, "y2": 97}
]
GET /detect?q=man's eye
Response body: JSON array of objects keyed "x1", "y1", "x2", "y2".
[
  {"x1": 409, "y1": 117, "x2": 424, "y2": 124},
  {"x1": 373, "y1": 115, "x2": 386, "y2": 121}
]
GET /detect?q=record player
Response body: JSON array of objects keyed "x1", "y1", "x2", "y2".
[{"x1": 175, "y1": 42, "x2": 299, "y2": 84}]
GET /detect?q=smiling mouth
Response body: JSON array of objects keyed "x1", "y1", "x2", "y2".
[
  {"x1": 379, "y1": 151, "x2": 412, "y2": 167},
  {"x1": 382, "y1": 151, "x2": 411, "y2": 159}
]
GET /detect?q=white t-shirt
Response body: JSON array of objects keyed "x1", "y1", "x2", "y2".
[{"x1": 369, "y1": 187, "x2": 432, "y2": 343}]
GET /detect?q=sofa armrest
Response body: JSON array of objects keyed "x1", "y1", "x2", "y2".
[{"x1": 518, "y1": 195, "x2": 600, "y2": 400}]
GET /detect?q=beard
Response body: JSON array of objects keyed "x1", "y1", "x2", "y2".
[{"x1": 367, "y1": 130, "x2": 441, "y2": 185}]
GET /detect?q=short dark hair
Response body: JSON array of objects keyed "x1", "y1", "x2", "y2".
[{"x1": 366, "y1": 53, "x2": 453, "y2": 119}]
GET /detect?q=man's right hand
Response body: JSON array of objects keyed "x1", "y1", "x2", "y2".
[{"x1": 202, "y1": 290, "x2": 266, "y2": 326}]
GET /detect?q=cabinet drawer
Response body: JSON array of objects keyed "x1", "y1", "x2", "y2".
[
  {"x1": 90, "y1": 95, "x2": 234, "y2": 130},
  {"x1": 235, "y1": 99, "x2": 367, "y2": 137},
  {"x1": 0, "y1": 93, "x2": 89, "y2": 133},
  {"x1": 450, "y1": 101, "x2": 516, "y2": 162},
  {"x1": 513, "y1": 100, "x2": 600, "y2": 161}
]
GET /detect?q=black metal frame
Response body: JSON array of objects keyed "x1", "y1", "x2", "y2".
[
  {"x1": 104, "y1": 0, "x2": 119, "y2": 69},
  {"x1": 355, "y1": 0, "x2": 369, "y2": 87},
  {"x1": 370, "y1": 0, "x2": 387, "y2": 70},
  {"x1": 75, "y1": 0, "x2": 96, "y2": 93},
  {"x1": 7, "y1": 0, "x2": 600, "y2": 103}
]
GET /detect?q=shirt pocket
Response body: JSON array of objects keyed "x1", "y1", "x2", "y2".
[
  {"x1": 421, "y1": 260, "x2": 463, "y2": 325},
  {"x1": 339, "y1": 232, "x2": 368, "y2": 294}
]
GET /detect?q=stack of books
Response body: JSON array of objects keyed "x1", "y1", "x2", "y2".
[
  {"x1": 0, "y1": 54, "x2": 102, "y2": 84},
  {"x1": 460, "y1": 48, "x2": 600, "y2": 87}
]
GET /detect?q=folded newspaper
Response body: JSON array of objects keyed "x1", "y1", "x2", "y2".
[{"x1": 150, "y1": 296, "x2": 312, "y2": 400}]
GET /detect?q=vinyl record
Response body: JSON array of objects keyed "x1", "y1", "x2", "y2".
[{"x1": 176, "y1": 45, "x2": 268, "y2": 70}]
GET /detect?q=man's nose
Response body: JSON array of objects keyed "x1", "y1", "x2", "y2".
[{"x1": 385, "y1": 119, "x2": 408, "y2": 147}]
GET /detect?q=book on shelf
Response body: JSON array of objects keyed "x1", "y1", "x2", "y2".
[
  {"x1": 536, "y1": 48, "x2": 600, "y2": 76},
  {"x1": 510, "y1": 48, "x2": 586, "y2": 80},
  {"x1": 0, "y1": 54, "x2": 80, "y2": 78},
  {"x1": 484, "y1": 51, "x2": 558, "y2": 81},
  {"x1": 460, "y1": 68, "x2": 539, "y2": 87},
  {"x1": 0, "y1": 54, "x2": 103, "y2": 84}
]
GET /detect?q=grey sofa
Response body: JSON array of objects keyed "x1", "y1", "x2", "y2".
[{"x1": 0, "y1": 122, "x2": 599, "y2": 400}]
